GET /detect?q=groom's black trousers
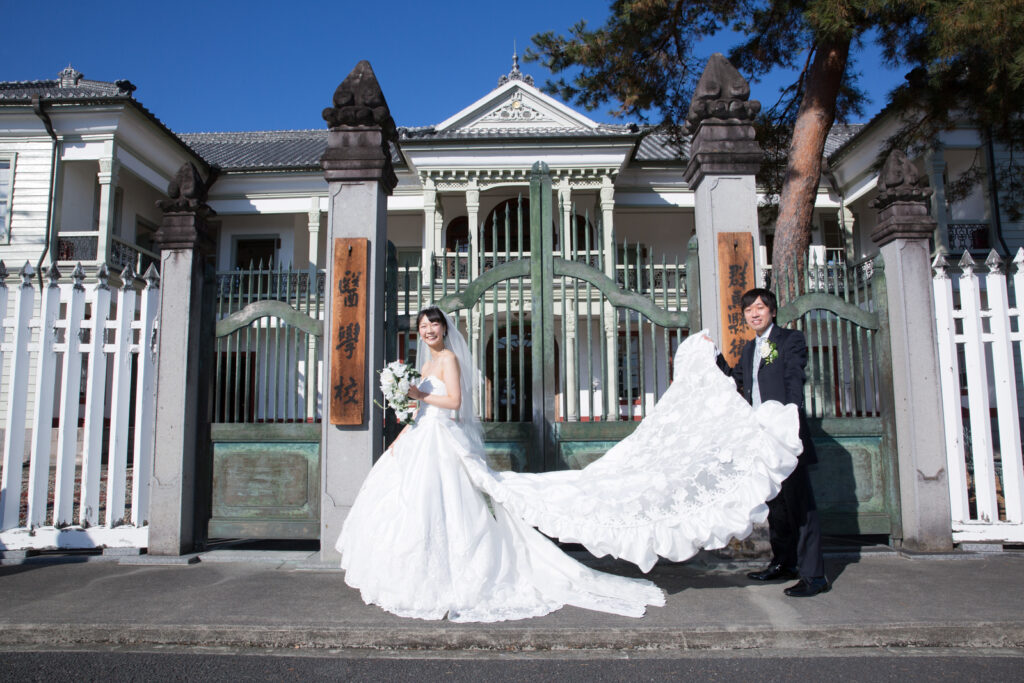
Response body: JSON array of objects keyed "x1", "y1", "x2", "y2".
[{"x1": 768, "y1": 461, "x2": 825, "y2": 579}]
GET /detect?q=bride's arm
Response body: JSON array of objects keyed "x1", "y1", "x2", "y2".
[{"x1": 407, "y1": 351, "x2": 461, "y2": 411}]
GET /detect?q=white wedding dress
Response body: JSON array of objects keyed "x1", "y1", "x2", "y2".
[{"x1": 336, "y1": 333, "x2": 802, "y2": 622}]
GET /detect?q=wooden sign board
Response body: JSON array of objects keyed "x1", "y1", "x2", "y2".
[
  {"x1": 330, "y1": 238, "x2": 369, "y2": 425},
  {"x1": 717, "y1": 232, "x2": 756, "y2": 368}
]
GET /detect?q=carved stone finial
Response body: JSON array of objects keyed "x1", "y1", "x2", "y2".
[
  {"x1": 321, "y1": 61, "x2": 399, "y2": 192},
  {"x1": 322, "y1": 60, "x2": 397, "y2": 138},
  {"x1": 871, "y1": 149, "x2": 933, "y2": 210},
  {"x1": 156, "y1": 163, "x2": 213, "y2": 215},
  {"x1": 685, "y1": 54, "x2": 761, "y2": 134}
]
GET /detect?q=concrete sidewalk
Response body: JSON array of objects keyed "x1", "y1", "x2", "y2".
[{"x1": 1, "y1": 547, "x2": 1022, "y2": 653}]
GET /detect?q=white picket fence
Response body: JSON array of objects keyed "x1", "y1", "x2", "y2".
[
  {"x1": 0, "y1": 261, "x2": 159, "y2": 551},
  {"x1": 933, "y1": 249, "x2": 1024, "y2": 543}
]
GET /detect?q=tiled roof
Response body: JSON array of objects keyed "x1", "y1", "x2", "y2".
[
  {"x1": 634, "y1": 132, "x2": 689, "y2": 162},
  {"x1": 0, "y1": 66, "x2": 203, "y2": 172},
  {"x1": 824, "y1": 123, "x2": 866, "y2": 157},
  {"x1": 180, "y1": 129, "x2": 405, "y2": 171},
  {"x1": 0, "y1": 66, "x2": 136, "y2": 102}
]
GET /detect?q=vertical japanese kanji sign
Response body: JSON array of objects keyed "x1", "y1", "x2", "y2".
[
  {"x1": 717, "y1": 232, "x2": 755, "y2": 368},
  {"x1": 330, "y1": 238, "x2": 369, "y2": 425}
]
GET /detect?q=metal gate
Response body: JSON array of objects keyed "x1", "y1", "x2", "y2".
[
  {"x1": 386, "y1": 162, "x2": 691, "y2": 472},
  {"x1": 206, "y1": 264, "x2": 324, "y2": 539},
  {"x1": 771, "y1": 255, "x2": 901, "y2": 538}
]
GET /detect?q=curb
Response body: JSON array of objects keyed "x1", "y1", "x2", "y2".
[{"x1": 2, "y1": 622, "x2": 1023, "y2": 653}]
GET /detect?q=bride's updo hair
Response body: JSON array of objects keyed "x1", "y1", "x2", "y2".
[{"x1": 416, "y1": 306, "x2": 448, "y2": 337}]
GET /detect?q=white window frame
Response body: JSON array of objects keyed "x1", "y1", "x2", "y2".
[{"x1": 0, "y1": 153, "x2": 15, "y2": 243}]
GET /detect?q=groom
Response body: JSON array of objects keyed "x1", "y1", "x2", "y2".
[{"x1": 716, "y1": 288, "x2": 829, "y2": 597}]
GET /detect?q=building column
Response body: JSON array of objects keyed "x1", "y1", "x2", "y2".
[
  {"x1": 96, "y1": 151, "x2": 120, "y2": 266},
  {"x1": 148, "y1": 163, "x2": 215, "y2": 555},
  {"x1": 925, "y1": 146, "x2": 950, "y2": 252},
  {"x1": 319, "y1": 61, "x2": 398, "y2": 561},
  {"x1": 307, "y1": 198, "x2": 321, "y2": 269},
  {"x1": 871, "y1": 149, "x2": 952, "y2": 552},
  {"x1": 600, "y1": 175, "x2": 618, "y2": 417},
  {"x1": 466, "y1": 180, "x2": 480, "y2": 280},
  {"x1": 422, "y1": 177, "x2": 437, "y2": 285},
  {"x1": 559, "y1": 180, "x2": 572, "y2": 256},
  {"x1": 681, "y1": 54, "x2": 762, "y2": 348}
]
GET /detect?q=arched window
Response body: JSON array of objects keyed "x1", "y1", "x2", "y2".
[
  {"x1": 483, "y1": 198, "x2": 531, "y2": 252},
  {"x1": 445, "y1": 216, "x2": 469, "y2": 252}
]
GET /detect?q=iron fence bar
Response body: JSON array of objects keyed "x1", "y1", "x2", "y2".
[
  {"x1": 315, "y1": 265, "x2": 323, "y2": 420},
  {"x1": 583, "y1": 212, "x2": 594, "y2": 421},
  {"x1": 636, "y1": 245, "x2": 646, "y2": 419},
  {"x1": 598, "y1": 218, "x2": 608, "y2": 421},
  {"x1": 648, "y1": 253, "x2": 659, "y2": 408},
  {"x1": 674, "y1": 256, "x2": 682, "y2": 382},
  {"x1": 505, "y1": 203, "x2": 513, "y2": 422}
]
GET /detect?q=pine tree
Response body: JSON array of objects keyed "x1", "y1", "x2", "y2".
[{"x1": 528, "y1": 0, "x2": 1024, "y2": 273}]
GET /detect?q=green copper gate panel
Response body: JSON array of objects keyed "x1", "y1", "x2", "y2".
[
  {"x1": 208, "y1": 424, "x2": 320, "y2": 539},
  {"x1": 556, "y1": 422, "x2": 639, "y2": 470},
  {"x1": 810, "y1": 418, "x2": 896, "y2": 536}
]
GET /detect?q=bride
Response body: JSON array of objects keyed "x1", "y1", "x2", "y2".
[{"x1": 336, "y1": 306, "x2": 802, "y2": 622}]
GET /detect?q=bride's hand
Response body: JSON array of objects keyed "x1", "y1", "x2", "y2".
[{"x1": 407, "y1": 385, "x2": 426, "y2": 400}]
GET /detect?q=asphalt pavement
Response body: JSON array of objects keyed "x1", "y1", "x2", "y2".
[{"x1": 1, "y1": 544, "x2": 1022, "y2": 654}]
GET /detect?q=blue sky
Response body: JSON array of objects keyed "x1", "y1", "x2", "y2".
[{"x1": 1, "y1": 0, "x2": 906, "y2": 133}]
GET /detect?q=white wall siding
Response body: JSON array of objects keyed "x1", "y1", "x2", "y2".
[{"x1": 4, "y1": 140, "x2": 54, "y2": 266}]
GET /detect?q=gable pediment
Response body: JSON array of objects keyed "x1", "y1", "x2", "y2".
[{"x1": 435, "y1": 80, "x2": 600, "y2": 133}]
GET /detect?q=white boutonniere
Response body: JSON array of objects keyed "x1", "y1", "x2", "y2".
[{"x1": 760, "y1": 340, "x2": 779, "y2": 365}]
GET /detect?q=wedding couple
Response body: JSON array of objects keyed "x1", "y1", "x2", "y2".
[{"x1": 336, "y1": 289, "x2": 828, "y2": 622}]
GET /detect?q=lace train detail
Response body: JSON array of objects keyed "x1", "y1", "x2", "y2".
[{"x1": 457, "y1": 334, "x2": 802, "y2": 573}]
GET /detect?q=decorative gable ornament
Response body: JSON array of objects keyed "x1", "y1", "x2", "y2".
[{"x1": 480, "y1": 91, "x2": 549, "y2": 123}]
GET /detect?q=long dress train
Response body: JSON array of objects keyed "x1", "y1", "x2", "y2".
[{"x1": 336, "y1": 333, "x2": 802, "y2": 621}]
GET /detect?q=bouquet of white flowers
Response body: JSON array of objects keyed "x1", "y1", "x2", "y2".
[{"x1": 378, "y1": 361, "x2": 421, "y2": 425}]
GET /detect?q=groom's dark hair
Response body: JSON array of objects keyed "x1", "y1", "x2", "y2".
[
  {"x1": 416, "y1": 306, "x2": 448, "y2": 336},
  {"x1": 740, "y1": 288, "x2": 778, "y2": 317}
]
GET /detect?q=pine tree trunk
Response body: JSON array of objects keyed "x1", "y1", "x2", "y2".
[{"x1": 772, "y1": 37, "x2": 851, "y2": 300}]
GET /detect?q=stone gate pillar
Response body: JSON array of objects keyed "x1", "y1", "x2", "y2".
[
  {"x1": 871, "y1": 150, "x2": 952, "y2": 551},
  {"x1": 149, "y1": 163, "x2": 216, "y2": 555},
  {"x1": 319, "y1": 61, "x2": 398, "y2": 561},
  {"x1": 681, "y1": 54, "x2": 762, "y2": 345}
]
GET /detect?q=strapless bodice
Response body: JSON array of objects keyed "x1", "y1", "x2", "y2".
[{"x1": 416, "y1": 375, "x2": 454, "y2": 421}]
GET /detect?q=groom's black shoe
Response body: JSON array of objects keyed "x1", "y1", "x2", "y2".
[
  {"x1": 746, "y1": 563, "x2": 799, "y2": 581},
  {"x1": 784, "y1": 577, "x2": 831, "y2": 597}
]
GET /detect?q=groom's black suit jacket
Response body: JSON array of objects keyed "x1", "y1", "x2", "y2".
[{"x1": 717, "y1": 324, "x2": 817, "y2": 465}]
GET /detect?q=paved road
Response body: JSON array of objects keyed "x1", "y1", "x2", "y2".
[{"x1": 2, "y1": 648, "x2": 1023, "y2": 682}]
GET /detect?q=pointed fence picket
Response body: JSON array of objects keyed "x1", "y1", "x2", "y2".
[
  {"x1": 933, "y1": 249, "x2": 1024, "y2": 543},
  {"x1": 0, "y1": 261, "x2": 160, "y2": 550}
]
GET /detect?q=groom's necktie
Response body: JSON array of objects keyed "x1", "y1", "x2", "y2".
[{"x1": 751, "y1": 336, "x2": 763, "y2": 409}]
